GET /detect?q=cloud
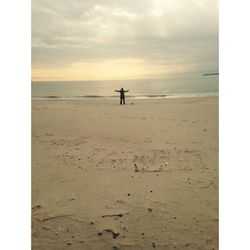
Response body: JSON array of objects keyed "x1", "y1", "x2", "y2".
[{"x1": 32, "y1": 0, "x2": 218, "y2": 80}]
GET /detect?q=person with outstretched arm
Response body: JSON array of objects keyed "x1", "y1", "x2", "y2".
[{"x1": 115, "y1": 88, "x2": 129, "y2": 105}]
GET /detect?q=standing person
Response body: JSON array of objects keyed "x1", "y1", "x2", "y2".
[{"x1": 115, "y1": 88, "x2": 129, "y2": 105}]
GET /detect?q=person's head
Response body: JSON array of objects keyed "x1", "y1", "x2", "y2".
[{"x1": 121, "y1": 87, "x2": 124, "y2": 91}]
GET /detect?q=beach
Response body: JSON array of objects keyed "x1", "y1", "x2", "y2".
[{"x1": 32, "y1": 97, "x2": 218, "y2": 249}]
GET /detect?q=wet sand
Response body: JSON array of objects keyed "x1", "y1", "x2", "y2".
[{"x1": 32, "y1": 97, "x2": 218, "y2": 249}]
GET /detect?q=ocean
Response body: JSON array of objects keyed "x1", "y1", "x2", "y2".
[{"x1": 32, "y1": 76, "x2": 218, "y2": 100}]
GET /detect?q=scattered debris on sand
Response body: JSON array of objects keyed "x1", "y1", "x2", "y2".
[{"x1": 134, "y1": 163, "x2": 168, "y2": 173}]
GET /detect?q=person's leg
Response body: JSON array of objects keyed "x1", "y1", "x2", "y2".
[
  {"x1": 120, "y1": 98, "x2": 122, "y2": 105},
  {"x1": 123, "y1": 97, "x2": 125, "y2": 105}
]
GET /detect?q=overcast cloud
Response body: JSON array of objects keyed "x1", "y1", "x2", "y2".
[{"x1": 32, "y1": 0, "x2": 218, "y2": 81}]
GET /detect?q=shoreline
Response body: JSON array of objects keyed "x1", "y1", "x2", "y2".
[{"x1": 31, "y1": 92, "x2": 218, "y2": 101}]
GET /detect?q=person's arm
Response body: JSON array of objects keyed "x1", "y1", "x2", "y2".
[
  {"x1": 114, "y1": 90, "x2": 120, "y2": 92},
  {"x1": 125, "y1": 90, "x2": 129, "y2": 92}
]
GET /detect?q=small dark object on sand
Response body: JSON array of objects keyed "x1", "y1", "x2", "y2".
[
  {"x1": 102, "y1": 212, "x2": 129, "y2": 218},
  {"x1": 152, "y1": 242, "x2": 156, "y2": 248},
  {"x1": 32, "y1": 204, "x2": 42, "y2": 210},
  {"x1": 128, "y1": 193, "x2": 131, "y2": 196},
  {"x1": 150, "y1": 190, "x2": 153, "y2": 193},
  {"x1": 90, "y1": 221, "x2": 94, "y2": 225},
  {"x1": 41, "y1": 214, "x2": 73, "y2": 222},
  {"x1": 97, "y1": 232, "x2": 103, "y2": 236},
  {"x1": 134, "y1": 164, "x2": 139, "y2": 172},
  {"x1": 174, "y1": 216, "x2": 177, "y2": 219},
  {"x1": 148, "y1": 208, "x2": 153, "y2": 212},
  {"x1": 100, "y1": 229, "x2": 120, "y2": 239},
  {"x1": 67, "y1": 242, "x2": 72, "y2": 245}
]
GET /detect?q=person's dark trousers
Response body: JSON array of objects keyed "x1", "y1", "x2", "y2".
[{"x1": 120, "y1": 97, "x2": 125, "y2": 105}]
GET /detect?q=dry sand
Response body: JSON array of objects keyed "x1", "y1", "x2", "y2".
[{"x1": 32, "y1": 97, "x2": 218, "y2": 250}]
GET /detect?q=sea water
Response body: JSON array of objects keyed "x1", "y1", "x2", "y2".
[{"x1": 32, "y1": 76, "x2": 218, "y2": 100}]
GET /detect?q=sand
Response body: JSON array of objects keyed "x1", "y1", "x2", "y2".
[{"x1": 32, "y1": 97, "x2": 218, "y2": 250}]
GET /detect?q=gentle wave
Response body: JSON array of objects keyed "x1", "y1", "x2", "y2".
[{"x1": 32, "y1": 92, "x2": 218, "y2": 100}]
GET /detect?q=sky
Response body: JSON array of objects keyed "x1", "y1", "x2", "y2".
[{"x1": 32, "y1": 0, "x2": 218, "y2": 81}]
